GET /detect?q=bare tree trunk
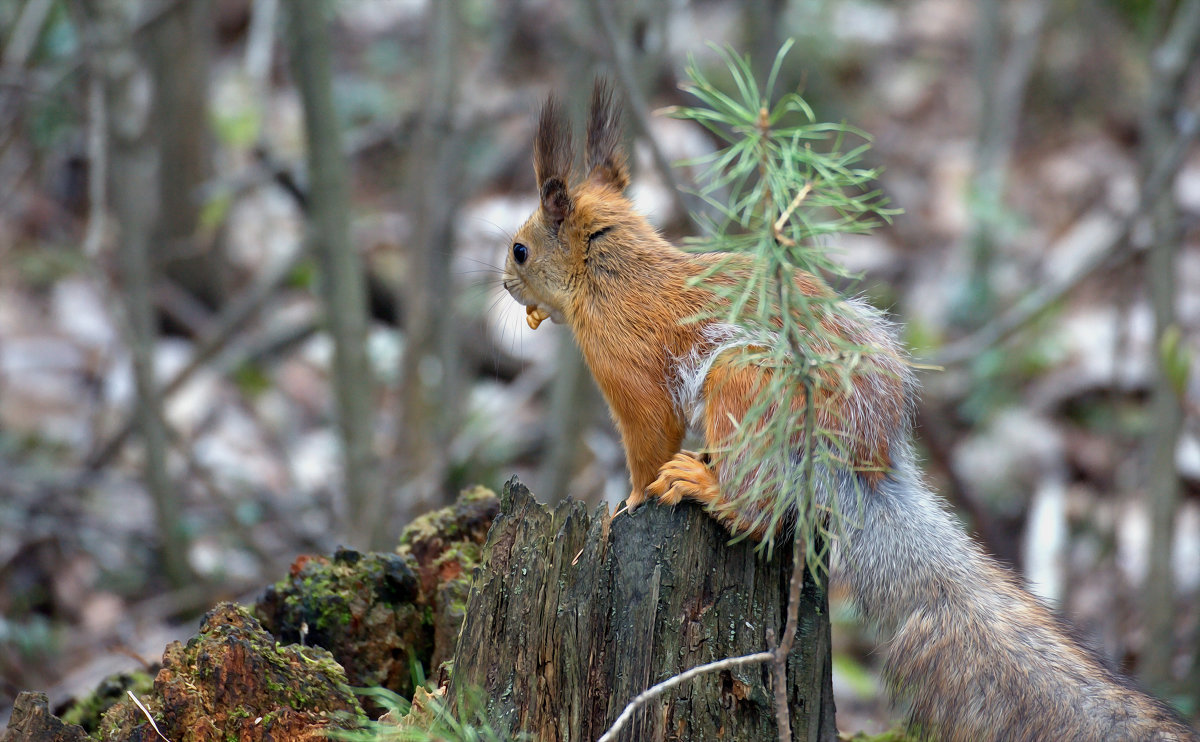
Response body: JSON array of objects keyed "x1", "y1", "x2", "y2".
[
  {"x1": 87, "y1": 0, "x2": 193, "y2": 587},
  {"x1": 286, "y1": 1, "x2": 381, "y2": 549},
  {"x1": 144, "y1": 0, "x2": 226, "y2": 312},
  {"x1": 743, "y1": 0, "x2": 788, "y2": 87},
  {"x1": 395, "y1": 0, "x2": 466, "y2": 523},
  {"x1": 450, "y1": 481, "x2": 836, "y2": 742},
  {"x1": 955, "y1": 0, "x2": 1047, "y2": 328},
  {"x1": 539, "y1": 339, "x2": 593, "y2": 502},
  {"x1": 1138, "y1": 0, "x2": 1200, "y2": 695}
]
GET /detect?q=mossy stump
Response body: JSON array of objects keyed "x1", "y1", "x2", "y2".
[
  {"x1": 97, "y1": 604, "x2": 362, "y2": 742},
  {"x1": 449, "y1": 479, "x2": 836, "y2": 742}
]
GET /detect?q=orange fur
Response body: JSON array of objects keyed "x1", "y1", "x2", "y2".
[{"x1": 504, "y1": 149, "x2": 899, "y2": 504}]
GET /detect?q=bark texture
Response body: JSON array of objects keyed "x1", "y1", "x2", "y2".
[
  {"x1": 1, "y1": 693, "x2": 89, "y2": 742},
  {"x1": 450, "y1": 479, "x2": 836, "y2": 742}
]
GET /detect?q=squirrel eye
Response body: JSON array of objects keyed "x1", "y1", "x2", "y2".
[{"x1": 512, "y1": 243, "x2": 528, "y2": 265}]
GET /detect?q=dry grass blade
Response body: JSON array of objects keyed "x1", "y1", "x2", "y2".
[{"x1": 126, "y1": 690, "x2": 173, "y2": 742}]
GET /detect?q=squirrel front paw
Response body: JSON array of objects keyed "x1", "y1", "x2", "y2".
[{"x1": 646, "y1": 451, "x2": 720, "y2": 507}]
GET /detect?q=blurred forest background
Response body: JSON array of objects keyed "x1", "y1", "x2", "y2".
[{"x1": 1, "y1": 0, "x2": 1199, "y2": 734}]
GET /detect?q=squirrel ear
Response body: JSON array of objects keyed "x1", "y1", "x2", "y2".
[
  {"x1": 534, "y1": 95, "x2": 574, "y2": 231},
  {"x1": 585, "y1": 77, "x2": 629, "y2": 192},
  {"x1": 540, "y1": 178, "x2": 572, "y2": 230}
]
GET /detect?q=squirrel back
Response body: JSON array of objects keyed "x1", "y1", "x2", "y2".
[{"x1": 501, "y1": 79, "x2": 1199, "y2": 742}]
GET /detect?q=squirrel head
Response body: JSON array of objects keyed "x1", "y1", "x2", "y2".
[{"x1": 503, "y1": 78, "x2": 634, "y2": 329}]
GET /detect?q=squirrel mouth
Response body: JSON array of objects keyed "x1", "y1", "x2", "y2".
[{"x1": 525, "y1": 305, "x2": 550, "y2": 330}]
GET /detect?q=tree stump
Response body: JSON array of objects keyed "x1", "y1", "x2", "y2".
[{"x1": 449, "y1": 479, "x2": 836, "y2": 742}]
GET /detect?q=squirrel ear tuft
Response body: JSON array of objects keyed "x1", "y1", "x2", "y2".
[
  {"x1": 534, "y1": 95, "x2": 573, "y2": 189},
  {"x1": 535, "y1": 95, "x2": 574, "y2": 231},
  {"x1": 586, "y1": 77, "x2": 629, "y2": 192}
]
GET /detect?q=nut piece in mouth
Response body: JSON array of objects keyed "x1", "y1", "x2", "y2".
[{"x1": 526, "y1": 305, "x2": 550, "y2": 330}]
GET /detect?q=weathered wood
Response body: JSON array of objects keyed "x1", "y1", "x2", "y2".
[
  {"x1": 450, "y1": 479, "x2": 835, "y2": 742},
  {"x1": 1, "y1": 692, "x2": 89, "y2": 742}
]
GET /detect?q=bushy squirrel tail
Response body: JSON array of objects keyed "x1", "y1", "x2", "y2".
[{"x1": 844, "y1": 443, "x2": 1199, "y2": 742}]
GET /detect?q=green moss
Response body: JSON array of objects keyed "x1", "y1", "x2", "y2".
[
  {"x1": 59, "y1": 670, "x2": 155, "y2": 735},
  {"x1": 228, "y1": 706, "x2": 251, "y2": 721},
  {"x1": 396, "y1": 486, "x2": 497, "y2": 552},
  {"x1": 433, "y1": 541, "x2": 482, "y2": 571}
]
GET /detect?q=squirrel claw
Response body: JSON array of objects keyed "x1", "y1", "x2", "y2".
[
  {"x1": 646, "y1": 452, "x2": 720, "y2": 508},
  {"x1": 623, "y1": 489, "x2": 646, "y2": 513},
  {"x1": 526, "y1": 305, "x2": 550, "y2": 330}
]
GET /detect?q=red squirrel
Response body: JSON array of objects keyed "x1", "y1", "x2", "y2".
[{"x1": 502, "y1": 79, "x2": 1198, "y2": 742}]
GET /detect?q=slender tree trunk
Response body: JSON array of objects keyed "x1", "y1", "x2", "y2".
[
  {"x1": 87, "y1": 0, "x2": 193, "y2": 587},
  {"x1": 743, "y1": 0, "x2": 787, "y2": 87},
  {"x1": 956, "y1": 0, "x2": 1047, "y2": 328},
  {"x1": 395, "y1": 0, "x2": 466, "y2": 523},
  {"x1": 539, "y1": 338, "x2": 592, "y2": 502},
  {"x1": 144, "y1": 0, "x2": 225, "y2": 312},
  {"x1": 450, "y1": 480, "x2": 836, "y2": 742},
  {"x1": 286, "y1": 1, "x2": 381, "y2": 549},
  {"x1": 1138, "y1": 0, "x2": 1200, "y2": 695}
]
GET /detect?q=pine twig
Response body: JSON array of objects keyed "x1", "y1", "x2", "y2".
[{"x1": 772, "y1": 182, "x2": 813, "y2": 247}]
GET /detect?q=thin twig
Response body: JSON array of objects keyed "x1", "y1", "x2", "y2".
[
  {"x1": 595, "y1": 651, "x2": 775, "y2": 742},
  {"x1": 84, "y1": 248, "x2": 309, "y2": 471},
  {"x1": 771, "y1": 528, "x2": 812, "y2": 739},
  {"x1": 771, "y1": 182, "x2": 813, "y2": 247},
  {"x1": 932, "y1": 97, "x2": 1200, "y2": 367},
  {"x1": 82, "y1": 72, "x2": 107, "y2": 258},
  {"x1": 3, "y1": 0, "x2": 56, "y2": 71}
]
